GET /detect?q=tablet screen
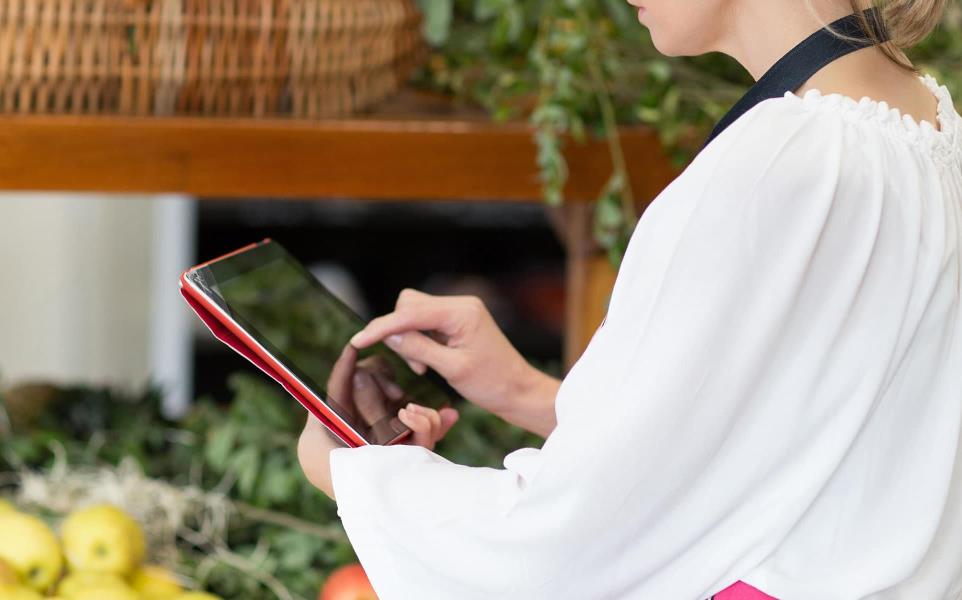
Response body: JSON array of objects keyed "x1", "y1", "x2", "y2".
[{"x1": 188, "y1": 241, "x2": 455, "y2": 444}]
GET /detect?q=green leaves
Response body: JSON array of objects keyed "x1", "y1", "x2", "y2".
[
  {"x1": 534, "y1": 128, "x2": 566, "y2": 206},
  {"x1": 257, "y1": 453, "x2": 300, "y2": 506},
  {"x1": 474, "y1": 0, "x2": 525, "y2": 47},
  {"x1": 273, "y1": 530, "x2": 319, "y2": 571},
  {"x1": 593, "y1": 174, "x2": 624, "y2": 248},
  {"x1": 593, "y1": 174, "x2": 632, "y2": 269},
  {"x1": 196, "y1": 375, "x2": 315, "y2": 511},
  {"x1": 418, "y1": 0, "x2": 453, "y2": 46},
  {"x1": 233, "y1": 445, "x2": 262, "y2": 500},
  {"x1": 205, "y1": 422, "x2": 238, "y2": 471},
  {"x1": 601, "y1": 0, "x2": 636, "y2": 31}
]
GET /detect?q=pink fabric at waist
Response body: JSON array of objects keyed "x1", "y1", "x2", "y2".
[{"x1": 714, "y1": 580, "x2": 777, "y2": 600}]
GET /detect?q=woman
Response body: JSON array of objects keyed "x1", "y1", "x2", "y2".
[{"x1": 298, "y1": 0, "x2": 962, "y2": 597}]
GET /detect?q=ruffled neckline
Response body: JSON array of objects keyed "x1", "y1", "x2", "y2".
[{"x1": 784, "y1": 74, "x2": 961, "y2": 164}]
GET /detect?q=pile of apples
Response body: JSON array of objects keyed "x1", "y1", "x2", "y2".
[{"x1": 0, "y1": 499, "x2": 219, "y2": 600}]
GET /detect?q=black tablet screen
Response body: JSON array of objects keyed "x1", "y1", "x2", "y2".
[{"x1": 189, "y1": 240, "x2": 455, "y2": 444}]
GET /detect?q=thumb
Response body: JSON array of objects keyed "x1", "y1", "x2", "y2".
[
  {"x1": 352, "y1": 370, "x2": 388, "y2": 425},
  {"x1": 438, "y1": 407, "x2": 459, "y2": 438}
]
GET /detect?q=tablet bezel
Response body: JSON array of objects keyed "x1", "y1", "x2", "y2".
[{"x1": 180, "y1": 239, "x2": 419, "y2": 447}]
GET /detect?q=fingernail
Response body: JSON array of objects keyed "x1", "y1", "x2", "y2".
[
  {"x1": 384, "y1": 380, "x2": 404, "y2": 400},
  {"x1": 385, "y1": 334, "x2": 402, "y2": 349},
  {"x1": 353, "y1": 371, "x2": 371, "y2": 389},
  {"x1": 350, "y1": 331, "x2": 364, "y2": 347}
]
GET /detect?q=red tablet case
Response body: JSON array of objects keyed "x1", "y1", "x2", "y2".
[
  {"x1": 180, "y1": 287, "x2": 363, "y2": 447},
  {"x1": 180, "y1": 241, "x2": 410, "y2": 448}
]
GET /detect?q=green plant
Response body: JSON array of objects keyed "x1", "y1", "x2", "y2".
[
  {"x1": 0, "y1": 369, "x2": 550, "y2": 600},
  {"x1": 413, "y1": 0, "x2": 962, "y2": 267}
]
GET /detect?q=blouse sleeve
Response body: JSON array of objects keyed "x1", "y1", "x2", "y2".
[{"x1": 328, "y1": 98, "x2": 915, "y2": 600}]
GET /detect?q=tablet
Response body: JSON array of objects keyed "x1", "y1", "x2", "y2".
[{"x1": 180, "y1": 239, "x2": 457, "y2": 447}]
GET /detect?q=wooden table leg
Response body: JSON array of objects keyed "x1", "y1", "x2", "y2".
[{"x1": 549, "y1": 203, "x2": 619, "y2": 372}]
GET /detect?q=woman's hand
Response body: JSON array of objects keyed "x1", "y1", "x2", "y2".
[
  {"x1": 326, "y1": 343, "x2": 406, "y2": 429},
  {"x1": 396, "y1": 402, "x2": 458, "y2": 450},
  {"x1": 324, "y1": 340, "x2": 460, "y2": 449},
  {"x1": 350, "y1": 288, "x2": 561, "y2": 438},
  {"x1": 298, "y1": 371, "x2": 459, "y2": 500}
]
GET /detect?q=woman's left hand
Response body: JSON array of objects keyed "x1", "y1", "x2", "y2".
[
  {"x1": 297, "y1": 404, "x2": 459, "y2": 500},
  {"x1": 297, "y1": 342, "x2": 460, "y2": 500}
]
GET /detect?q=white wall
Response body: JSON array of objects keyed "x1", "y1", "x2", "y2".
[{"x1": 0, "y1": 193, "x2": 195, "y2": 416}]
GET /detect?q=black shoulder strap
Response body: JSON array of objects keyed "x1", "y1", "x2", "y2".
[{"x1": 701, "y1": 8, "x2": 889, "y2": 150}]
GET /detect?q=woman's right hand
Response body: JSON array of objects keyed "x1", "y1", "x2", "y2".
[{"x1": 349, "y1": 288, "x2": 561, "y2": 438}]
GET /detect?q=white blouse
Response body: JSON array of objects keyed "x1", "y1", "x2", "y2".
[{"x1": 329, "y1": 74, "x2": 962, "y2": 600}]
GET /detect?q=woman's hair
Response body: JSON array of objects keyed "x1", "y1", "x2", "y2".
[{"x1": 844, "y1": 0, "x2": 948, "y2": 70}]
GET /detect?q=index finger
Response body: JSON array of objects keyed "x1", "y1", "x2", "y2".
[{"x1": 349, "y1": 297, "x2": 461, "y2": 349}]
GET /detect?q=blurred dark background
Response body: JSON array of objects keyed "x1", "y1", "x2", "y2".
[{"x1": 192, "y1": 199, "x2": 566, "y2": 402}]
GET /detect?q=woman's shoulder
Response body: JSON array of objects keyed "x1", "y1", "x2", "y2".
[
  {"x1": 696, "y1": 91, "x2": 864, "y2": 177},
  {"x1": 665, "y1": 75, "x2": 959, "y2": 220},
  {"x1": 700, "y1": 74, "x2": 961, "y2": 169},
  {"x1": 684, "y1": 93, "x2": 857, "y2": 206},
  {"x1": 666, "y1": 95, "x2": 856, "y2": 215},
  {"x1": 638, "y1": 83, "x2": 940, "y2": 252}
]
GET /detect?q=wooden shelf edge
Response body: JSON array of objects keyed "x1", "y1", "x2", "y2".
[{"x1": 0, "y1": 114, "x2": 678, "y2": 203}]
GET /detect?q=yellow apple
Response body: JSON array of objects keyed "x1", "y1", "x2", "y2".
[
  {"x1": 130, "y1": 565, "x2": 183, "y2": 599},
  {"x1": 0, "y1": 500, "x2": 16, "y2": 515},
  {"x1": 0, "y1": 512, "x2": 62, "y2": 592},
  {"x1": 173, "y1": 593, "x2": 223, "y2": 600},
  {"x1": 56, "y1": 572, "x2": 129, "y2": 599},
  {"x1": 0, "y1": 584, "x2": 44, "y2": 600},
  {"x1": 0, "y1": 559, "x2": 17, "y2": 586},
  {"x1": 70, "y1": 585, "x2": 140, "y2": 600},
  {"x1": 60, "y1": 505, "x2": 145, "y2": 576}
]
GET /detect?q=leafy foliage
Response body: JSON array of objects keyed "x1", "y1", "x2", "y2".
[
  {"x1": 0, "y1": 369, "x2": 549, "y2": 599},
  {"x1": 413, "y1": 0, "x2": 962, "y2": 267}
]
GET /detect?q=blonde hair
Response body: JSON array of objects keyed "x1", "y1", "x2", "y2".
[{"x1": 844, "y1": 0, "x2": 949, "y2": 70}]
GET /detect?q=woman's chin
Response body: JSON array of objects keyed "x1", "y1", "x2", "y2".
[
  {"x1": 649, "y1": 33, "x2": 680, "y2": 57},
  {"x1": 649, "y1": 32, "x2": 702, "y2": 58}
]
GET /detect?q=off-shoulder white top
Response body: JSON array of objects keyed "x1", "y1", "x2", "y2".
[{"x1": 329, "y1": 74, "x2": 962, "y2": 600}]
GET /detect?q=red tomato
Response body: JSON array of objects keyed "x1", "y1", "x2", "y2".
[{"x1": 319, "y1": 563, "x2": 378, "y2": 600}]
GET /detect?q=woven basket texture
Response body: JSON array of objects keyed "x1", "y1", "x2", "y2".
[{"x1": 0, "y1": 0, "x2": 426, "y2": 118}]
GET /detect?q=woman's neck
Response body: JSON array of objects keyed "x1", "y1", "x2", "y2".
[
  {"x1": 718, "y1": 1, "x2": 856, "y2": 81},
  {"x1": 715, "y1": 0, "x2": 941, "y2": 133}
]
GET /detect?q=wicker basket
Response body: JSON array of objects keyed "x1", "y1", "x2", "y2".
[{"x1": 0, "y1": 0, "x2": 426, "y2": 118}]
